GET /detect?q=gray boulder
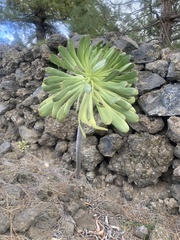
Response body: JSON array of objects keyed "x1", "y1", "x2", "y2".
[
  {"x1": 136, "y1": 71, "x2": 166, "y2": 94},
  {"x1": 0, "y1": 141, "x2": 11, "y2": 155},
  {"x1": 138, "y1": 83, "x2": 180, "y2": 116},
  {"x1": 167, "y1": 116, "x2": 180, "y2": 143},
  {"x1": 98, "y1": 133, "x2": 123, "y2": 157},
  {"x1": 145, "y1": 60, "x2": 168, "y2": 78},
  {"x1": 114, "y1": 35, "x2": 138, "y2": 54},
  {"x1": 15, "y1": 62, "x2": 33, "y2": 86},
  {"x1": 21, "y1": 47, "x2": 36, "y2": 62},
  {"x1": 1, "y1": 74, "x2": 18, "y2": 92},
  {"x1": 19, "y1": 126, "x2": 41, "y2": 144},
  {"x1": 12, "y1": 203, "x2": 62, "y2": 233},
  {"x1": 173, "y1": 166, "x2": 180, "y2": 183},
  {"x1": 108, "y1": 132, "x2": 174, "y2": 187},
  {"x1": 39, "y1": 44, "x2": 52, "y2": 61},
  {"x1": 166, "y1": 51, "x2": 180, "y2": 81},
  {"x1": 174, "y1": 144, "x2": 180, "y2": 158},
  {"x1": 68, "y1": 136, "x2": 104, "y2": 172},
  {"x1": 130, "y1": 114, "x2": 164, "y2": 134},
  {"x1": 46, "y1": 34, "x2": 67, "y2": 50},
  {"x1": 131, "y1": 42, "x2": 161, "y2": 63},
  {"x1": 39, "y1": 111, "x2": 78, "y2": 142},
  {"x1": 0, "y1": 102, "x2": 9, "y2": 115},
  {"x1": 2, "y1": 47, "x2": 23, "y2": 74}
]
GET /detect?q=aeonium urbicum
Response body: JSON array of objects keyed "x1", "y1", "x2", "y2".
[{"x1": 39, "y1": 35, "x2": 139, "y2": 178}]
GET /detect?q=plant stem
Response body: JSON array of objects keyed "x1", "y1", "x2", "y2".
[{"x1": 75, "y1": 124, "x2": 83, "y2": 178}]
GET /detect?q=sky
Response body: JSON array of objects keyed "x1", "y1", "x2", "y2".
[
  {"x1": 0, "y1": 20, "x2": 70, "y2": 45},
  {"x1": 0, "y1": 23, "x2": 14, "y2": 44}
]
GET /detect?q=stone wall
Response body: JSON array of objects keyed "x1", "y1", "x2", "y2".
[{"x1": 0, "y1": 33, "x2": 180, "y2": 206}]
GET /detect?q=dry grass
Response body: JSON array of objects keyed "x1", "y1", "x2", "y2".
[
  {"x1": 1, "y1": 149, "x2": 180, "y2": 240},
  {"x1": 73, "y1": 186, "x2": 180, "y2": 240}
]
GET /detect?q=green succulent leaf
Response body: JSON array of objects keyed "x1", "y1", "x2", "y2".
[
  {"x1": 92, "y1": 59, "x2": 106, "y2": 72},
  {"x1": 49, "y1": 54, "x2": 62, "y2": 67},
  {"x1": 39, "y1": 35, "x2": 139, "y2": 137},
  {"x1": 103, "y1": 70, "x2": 120, "y2": 82}
]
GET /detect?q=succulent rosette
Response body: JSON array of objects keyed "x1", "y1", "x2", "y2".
[{"x1": 39, "y1": 36, "x2": 139, "y2": 137}]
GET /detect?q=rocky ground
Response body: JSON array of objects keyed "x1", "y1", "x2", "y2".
[
  {"x1": 0, "y1": 141, "x2": 180, "y2": 240},
  {"x1": 0, "y1": 33, "x2": 180, "y2": 239}
]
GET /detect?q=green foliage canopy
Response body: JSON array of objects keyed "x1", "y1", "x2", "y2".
[
  {"x1": 69, "y1": 0, "x2": 118, "y2": 36},
  {"x1": 0, "y1": 0, "x2": 118, "y2": 42},
  {"x1": 106, "y1": 0, "x2": 180, "y2": 45}
]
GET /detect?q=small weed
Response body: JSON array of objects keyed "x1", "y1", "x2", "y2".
[{"x1": 18, "y1": 140, "x2": 30, "y2": 150}]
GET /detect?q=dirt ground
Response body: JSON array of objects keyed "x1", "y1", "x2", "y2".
[{"x1": 0, "y1": 142, "x2": 180, "y2": 240}]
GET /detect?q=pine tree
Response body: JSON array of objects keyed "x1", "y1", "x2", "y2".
[
  {"x1": 69, "y1": 0, "x2": 118, "y2": 37},
  {"x1": 107, "y1": 0, "x2": 180, "y2": 45},
  {"x1": 0, "y1": 0, "x2": 117, "y2": 42}
]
